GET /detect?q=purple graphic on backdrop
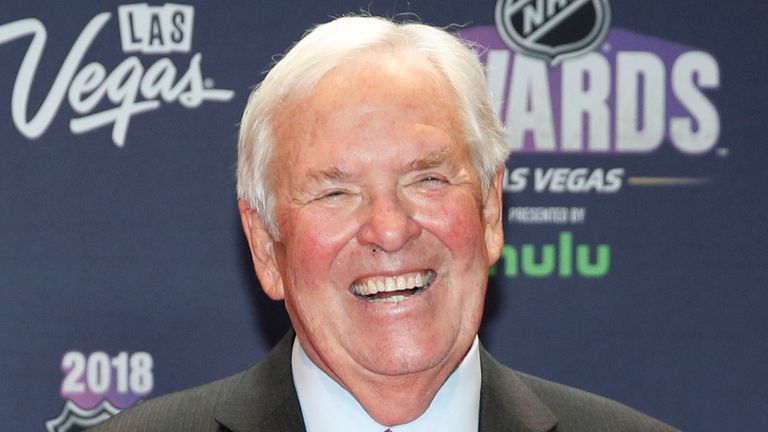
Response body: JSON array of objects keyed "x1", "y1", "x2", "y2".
[{"x1": 458, "y1": 26, "x2": 720, "y2": 155}]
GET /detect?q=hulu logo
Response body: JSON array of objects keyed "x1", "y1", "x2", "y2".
[{"x1": 490, "y1": 231, "x2": 610, "y2": 278}]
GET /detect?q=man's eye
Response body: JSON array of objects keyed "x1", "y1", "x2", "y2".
[
  {"x1": 418, "y1": 176, "x2": 447, "y2": 185},
  {"x1": 319, "y1": 190, "x2": 347, "y2": 200}
]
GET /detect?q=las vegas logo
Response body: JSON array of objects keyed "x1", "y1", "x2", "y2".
[{"x1": 0, "y1": 3, "x2": 234, "y2": 147}]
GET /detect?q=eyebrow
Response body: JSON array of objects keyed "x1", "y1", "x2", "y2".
[
  {"x1": 303, "y1": 148, "x2": 455, "y2": 185},
  {"x1": 306, "y1": 166, "x2": 350, "y2": 184},
  {"x1": 405, "y1": 148, "x2": 453, "y2": 172}
]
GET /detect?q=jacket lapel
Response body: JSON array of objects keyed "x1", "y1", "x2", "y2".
[
  {"x1": 214, "y1": 332, "x2": 306, "y2": 432},
  {"x1": 479, "y1": 347, "x2": 558, "y2": 432}
]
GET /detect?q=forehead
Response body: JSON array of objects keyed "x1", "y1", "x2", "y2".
[
  {"x1": 270, "y1": 55, "x2": 465, "y2": 168},
  {"x1": 306, "y1": 55, "x2": 451, "y2": 116}
]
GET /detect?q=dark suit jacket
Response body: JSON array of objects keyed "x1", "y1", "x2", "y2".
[{"x1": 91, "y1": 333, "x2": 679, "y2": 431}]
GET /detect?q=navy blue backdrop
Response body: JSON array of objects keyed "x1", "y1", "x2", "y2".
[{"x1": 1, "y1": 1, "x2": 766, "y2": 430}]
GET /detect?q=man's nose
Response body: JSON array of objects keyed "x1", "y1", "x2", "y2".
[{"x1": 356, "y1": 192, "x2": 422, "y2": 253}]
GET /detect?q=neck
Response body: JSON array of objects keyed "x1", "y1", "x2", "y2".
[
  {"x1": 344, "y1": 361, "x2": 459, "y2": 425},
  {"x1": 298, "y1": 338, "x2": 475, "y2": 426}
]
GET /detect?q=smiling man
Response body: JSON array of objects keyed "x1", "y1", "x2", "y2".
[{"x1": 92, "y1": 15, "x2": 678, "y2": 432}]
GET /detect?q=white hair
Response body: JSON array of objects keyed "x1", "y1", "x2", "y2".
[{"x1": 237, "y1": 15, "x2": 508, "y2": 238}]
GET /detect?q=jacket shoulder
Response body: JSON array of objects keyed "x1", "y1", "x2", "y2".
[
  {"x1": 88, "y1": 370, "x2": 247, "y2": 432},
  {"x1": 515, "y1": 370, "x2": 679, "y2": 432},
  {"x1": 479, "y1": 348, "x2": 679, "y2": 432},
  {"x1": 89, "y1": 333, "x2": 300, "y2": 432}
]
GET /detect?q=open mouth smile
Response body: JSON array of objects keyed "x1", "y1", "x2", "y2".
[{"x1": 350, "y1": 270, "x2": 436, "y2": 303}]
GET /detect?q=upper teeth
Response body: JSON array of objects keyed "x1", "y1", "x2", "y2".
[{"x1": 351, "y1": 271, "x2": 433, "y2": 296}]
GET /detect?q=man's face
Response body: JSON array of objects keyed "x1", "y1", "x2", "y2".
[{"x1": 243, "y1": 56, "x2": 503, "y2": 387}]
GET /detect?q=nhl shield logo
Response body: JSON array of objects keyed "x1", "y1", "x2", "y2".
[
  {"x1": 45, "y1": 400, "x2": 121, "y2": 432},
  {"x1": 495, "y1": 0, "x2": 611, "y2": 64}
]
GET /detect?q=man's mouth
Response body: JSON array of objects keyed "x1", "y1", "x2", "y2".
[{"x1": 350, "y1": 270, "x2": 436, "y2": 303}]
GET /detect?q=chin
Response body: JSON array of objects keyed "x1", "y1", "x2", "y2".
[{"x1": 357, "y1": 335, "x2": 460, "y2": 377}]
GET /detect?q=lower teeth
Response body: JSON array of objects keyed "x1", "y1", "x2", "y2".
[
  {"x1": 381, "y1": 295, "x2": 405, "y2": 303},
  {"x1": 364, "y1": 285, "x2": 426, "y2": 303}
]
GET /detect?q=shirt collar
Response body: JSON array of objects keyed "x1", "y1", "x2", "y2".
[{"x1": 292, "y1": 337, "x2": 481, "y2": 432}]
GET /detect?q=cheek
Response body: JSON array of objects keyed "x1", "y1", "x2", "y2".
[
  {"x1": 278, "y1": 208, "x2": 358, "y2": 281},
  {"x1": 419, "y1": 193, "x2": 486, "y2": 257}
]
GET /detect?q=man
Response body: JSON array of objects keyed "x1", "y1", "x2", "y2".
[{"x1": 92, "y1": 15, "x2": 678, "y2": 432}]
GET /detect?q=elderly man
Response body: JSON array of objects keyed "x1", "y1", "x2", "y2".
[{"x1": 92, "y1": 15, "x2": 678, "y2": 432}]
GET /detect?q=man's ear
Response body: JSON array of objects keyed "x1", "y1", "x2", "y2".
[
  {"x1": 237, "y1": 199, "x2": 285, "y2": 300},
  {"x1": 482, "y1": 167, "x2": 505, "y2": 265}
]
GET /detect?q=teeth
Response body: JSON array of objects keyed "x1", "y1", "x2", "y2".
[
  {"x1": 365, "y1": 294, "x2": 407, "y2": 303},
  {"x1": 385, "y1": 278, "x2": 396, "y2": 292},
  {"x1": 425, "y1": 271, "x2": 434, "y2": 285},
  {"x1": 351, "y1": 271, "x2": 434, "y2": 297},
  {"x1": 396, "y1": 277, "x2": 406, "y2": 290}
]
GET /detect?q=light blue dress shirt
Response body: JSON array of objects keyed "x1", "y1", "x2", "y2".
[{"x1": 291, "y1": 337, "x2": 481, "y2": 432}]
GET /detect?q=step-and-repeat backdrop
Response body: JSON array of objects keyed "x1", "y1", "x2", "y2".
[{"x1": 2, "y1": 1, "x2": 765, "y2": 430}]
